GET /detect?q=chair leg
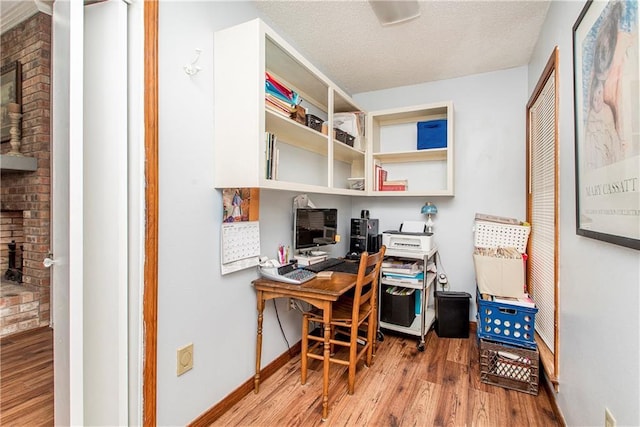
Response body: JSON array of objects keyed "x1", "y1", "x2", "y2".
[
  {"x1": 366, "y1": 313, "x2": 375, "y2": 366},
  {"x1": 347, "y1": 325, "x2": 358, "y2": 394},
  {"x1": 301, "y1": 314, "x2": 309, "y2": 385}
]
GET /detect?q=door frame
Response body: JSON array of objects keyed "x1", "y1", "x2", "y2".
[{"x1": 143, "y1": 1, "x2": 159, "y2": 424}]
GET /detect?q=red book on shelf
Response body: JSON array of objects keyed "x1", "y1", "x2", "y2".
[
  {"x1": 379, "y1": 184, "x2": 406, "y2": 191},
  {"x1": 377, "y1": 168, "x2": 387, "y2": 191}
]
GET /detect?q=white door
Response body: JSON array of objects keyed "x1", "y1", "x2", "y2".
[
  {"x1": 52, "y1": 1, "x2": 130, "y2": 425},
  {"x1": 52, "y1": 1, "x2": 84, "y2": 424},
  {"x1": 83, "y1": 1, "x2": 129, "y2": 425}
]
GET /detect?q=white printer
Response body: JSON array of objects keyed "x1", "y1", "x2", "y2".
[{"x1": 382, "y1": 230, "x2": 434, "y2": 256}]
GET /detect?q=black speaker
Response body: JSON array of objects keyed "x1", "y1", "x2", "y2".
[{"x1": 434, "y1": 291, "x2": 471, "y2": 338}]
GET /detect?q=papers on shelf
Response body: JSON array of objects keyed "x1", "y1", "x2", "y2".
[
  {"x1": 383, "y1": 271, "x2": 424, "y2": 285},
  {"x1": 474, "y1": 246, "x2": 522, "y2": 259},
  {"x1": 381, "y1": 258, "x2": 421, "y2": 275},
  {"x1": 475, "y1": 212, "x2": 522, "y2": 225},
  {"x1": 347, "y1": 177, "x2": 365, "y2": 191}
]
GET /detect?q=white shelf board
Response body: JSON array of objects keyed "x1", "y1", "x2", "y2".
[
  {"x1": 373, "y1": 148, "x2": 447, "y2": 163},
  {"x1": 266, "y1": 110, "x2": 328, "y2": 156}
]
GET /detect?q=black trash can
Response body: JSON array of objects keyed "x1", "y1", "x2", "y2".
[{"x1": 434, "y1": 291, "x2": 471, "y2": 338}]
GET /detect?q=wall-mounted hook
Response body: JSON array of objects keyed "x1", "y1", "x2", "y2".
[{"x1": 184, "y1": 48, "x2": 202, "y2": 76}]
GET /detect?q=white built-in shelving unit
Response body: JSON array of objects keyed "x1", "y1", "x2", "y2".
[
  {"x1": 213, "y1": 19, "x2": 454, "y2": 197},
  {"x1": 213, "y1": 18, "x2": 366, "y2": 196},
  {"x1": 367, "y1": 102, "x2": 454, "y2": 196}
]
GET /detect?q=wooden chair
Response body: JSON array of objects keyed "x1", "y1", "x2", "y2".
[{"x1": 301, "y1": 246, "x2": 386, "y2": 394}]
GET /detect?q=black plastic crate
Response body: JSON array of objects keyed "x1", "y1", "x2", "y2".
[{"x1": 479, "y1": 338, "x2": 539, "y2": 395}]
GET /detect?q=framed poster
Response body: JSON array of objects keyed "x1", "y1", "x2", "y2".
[
  {"x1": 1, "y1": 61, "x2": 22, "y2": 142},
  {"x1": 573, "y1": 0, "x2": 639, "y2": 250}
]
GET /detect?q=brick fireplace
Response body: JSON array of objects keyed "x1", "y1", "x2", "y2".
[{"x1": 1, "y1": 13, "x2": 52, "y2": 337}]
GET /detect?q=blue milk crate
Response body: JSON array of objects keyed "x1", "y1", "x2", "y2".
[
  {"x1": 417, "y1": 119, "x2": 447, "y2": 149},
  {"x1": 476, "y1": 290, "x2": 538, "y2": 349}
]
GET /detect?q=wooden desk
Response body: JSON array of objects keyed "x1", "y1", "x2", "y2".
[{"x1": 252, "y1": 273, "x2": 358, "y2": 420}]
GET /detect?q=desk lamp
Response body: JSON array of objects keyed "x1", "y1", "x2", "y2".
[{"x1": 421, "y1": 202, "x2": 437, "y2": 234}]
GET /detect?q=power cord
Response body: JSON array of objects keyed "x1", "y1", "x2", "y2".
[
  {"x1": 272, "y1": 299, "x2": 294, "y2": 357},
  {"x1": 435, "y1": 251, "x2": 449, "y2": 291}
]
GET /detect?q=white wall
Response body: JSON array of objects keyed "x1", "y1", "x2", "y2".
[
  {"x1": 528, "y1": 2, "x2": 640, "y2": 426},
  {"x1": 159, "y1": 1, "x2": 640, "y2": 425},
  {"x1": 157, "y1": 2, "x2": 353, "y2": 424},
  {"x1": 353, "y1": 67, "x2": 529, "y2": 318}
]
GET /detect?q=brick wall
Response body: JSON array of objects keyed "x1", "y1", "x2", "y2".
[{"x1": 1, "y1": 12, "x2": 52, "y2": 330}]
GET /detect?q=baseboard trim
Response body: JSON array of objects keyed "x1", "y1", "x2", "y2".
[{"x1": 189, "y1": 341, "x2": 301, "y2": 426}]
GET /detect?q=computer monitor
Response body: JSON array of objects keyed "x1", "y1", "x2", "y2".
[{"x1": 293, "y1": 208, "x2": 338, "y2": 252}]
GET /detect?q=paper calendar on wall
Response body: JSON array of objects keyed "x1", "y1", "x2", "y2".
[{"x1": 221, "y1": 221, "x2": 261, "y2": 275}]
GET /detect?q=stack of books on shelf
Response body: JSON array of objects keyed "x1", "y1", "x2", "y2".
[
  {"x1": 265, "y1": 132, "x2": 279, "y2": 180},
  {"x1": 374, "y1": 163, "x2": 407, "y2": 191},
  {"x1": 380, "y1": 179, "x2": 408, "y2": 191},
  {"x1": 265, "y1": 72, "x2": 301, "y2": 118}
]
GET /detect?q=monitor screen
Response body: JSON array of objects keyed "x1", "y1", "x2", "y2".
[{"x1": 294, "y1": 208, "x2": 338, "y2": 251}]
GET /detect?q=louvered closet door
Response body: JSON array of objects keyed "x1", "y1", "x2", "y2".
[{"x1": 529, "y1": 70, "x2": 557, "y2": 353}]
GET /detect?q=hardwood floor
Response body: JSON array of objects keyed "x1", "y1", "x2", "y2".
[
  {"x1": 0, "y1": 326, "x2": 561, "y2": 426},
  {"x1": 0, "y1": 326, "x2": 54, "y2": 426},
  {"x1": 214, "y1": 331, "x2": 561, "y2": 426}
]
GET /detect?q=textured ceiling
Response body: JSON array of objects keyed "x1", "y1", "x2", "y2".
[
  {"x1": 254, "y1": 0, "x2": 551, "y2": 95},
  {"x1": 0, "y1": 0, "x2": 52, "y2": 35}
]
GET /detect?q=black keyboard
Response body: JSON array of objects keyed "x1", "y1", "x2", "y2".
[
  {"x1": 302, "y1": 258, "x2": 345, "y2": 273},
  {"x1": 302, "y1": 258, "x2": 365, "y2": 275},
  {"x1": 327, "y1": 261, "x2": 361, "y2": 274}
]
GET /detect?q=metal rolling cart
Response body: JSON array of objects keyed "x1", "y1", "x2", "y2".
[{"x1": 377, "y1": 244, "x2": 438, "y2": 352}]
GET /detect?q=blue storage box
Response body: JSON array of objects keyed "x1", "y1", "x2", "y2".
[
  {"x1": 417, "y1": 119, "x2": 447, "y2": 150},
  {"x1": 476, "y1": 290, "x2": 538, "y2": 349}
]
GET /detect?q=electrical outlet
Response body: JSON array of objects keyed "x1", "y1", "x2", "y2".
[
  {"x1": 605, "y1": 408, "x2": 616, "y2": 427},
  {"x1": 288, "y1": 298, "x2": 296, "y2": 311},
  {"x1": 177, "y1": 343, "x2": 194, "y2": 376}
]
